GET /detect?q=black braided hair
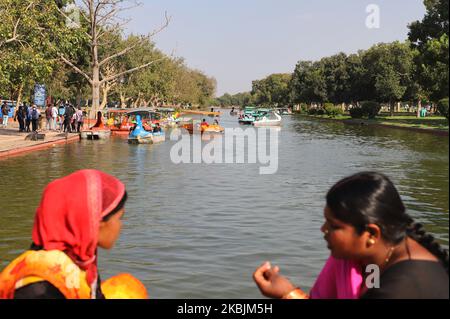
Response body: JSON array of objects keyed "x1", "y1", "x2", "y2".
[
  {"x1": 326, "y1": 172, "x2": 449, "y2": 273},
  {"x1": 406, "y1": 223, "x2": 449, "y2": 274}
]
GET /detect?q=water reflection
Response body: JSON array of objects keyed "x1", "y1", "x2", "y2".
[{"x1": 0, "y1": 114, "x2": 448, "y2": 298}]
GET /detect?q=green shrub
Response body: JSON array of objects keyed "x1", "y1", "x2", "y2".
[
  {"x1": 308, "y1": 108, "x2": 317, "y2": 115},
  {"x1": 316, "y1": 108, "x2": 325, "y2": 116},
  {"x1": 300, "y1": 103, "x2": 308, "y2": 113},
  {"x1": 349, "y1": 107, "x2": 364, "y2": 119},
  {"x1": 437, "y1": 98, "x2": 449, "y2": 119},
  {"x1": 361, "y1": 101, "x2": 381, "y2": 119},
  {"x1": 324, "y1": 103, "x2": 344, "y2": 117}
]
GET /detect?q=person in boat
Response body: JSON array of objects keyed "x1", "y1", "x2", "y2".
[
  {"x1": 142, "y1": 121, "x2": 153, "y2": 132},
  {"x1": 253, "y1": 172, "x2": 449, "y2": 299},
  {"x1": 92, "y1": 111, "x2": 106, "y2": 129},
  {"x1": 201, "y1": 118, "x2": 209, "y2": 127},
  {"x1": 0, "y1": 170, "x2": 148, "y2": 299},
  {"x1": 129, "y1": 118, "x2": 137, "y2": 132},
  {"x1": 213, "y1": 119, "x2": 219, "y2": 126},
  {"x1": 153, "y1": 123, "x2": 162, "y2": 133},
  {"x1": 106, "y1": 116, "x2": 115, "y2": 127}
]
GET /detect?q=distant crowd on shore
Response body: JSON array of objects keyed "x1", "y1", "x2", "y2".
[{"x1": 1, "y1": 101, "x2": 85, "y2": 134}]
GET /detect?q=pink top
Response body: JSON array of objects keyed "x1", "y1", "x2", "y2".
[{"x1": 310, "y1": 256, "x2": 363, "y2": 299}]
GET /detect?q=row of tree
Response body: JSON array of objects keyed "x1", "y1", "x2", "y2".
[
  {"x1": 215, "y1": 0, "x2": 449, "y2": 115},
  {"x1": 0, "y1": 0, "x2": 217, "y2": 117}
]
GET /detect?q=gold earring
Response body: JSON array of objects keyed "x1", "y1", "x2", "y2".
[{"x1": 368, "y1": 239, "x2": 376, "y2": 246}]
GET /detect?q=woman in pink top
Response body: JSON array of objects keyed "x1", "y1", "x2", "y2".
[{"x1": 253, "y1": 172, "x2": 448, "y2": 299}]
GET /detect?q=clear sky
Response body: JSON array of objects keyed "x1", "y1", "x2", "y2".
[{"x1": 123, "y1": 0, "x2": 427, "y2": 97}]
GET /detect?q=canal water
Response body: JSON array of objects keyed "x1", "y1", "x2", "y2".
[{"x1": 0, "y1": 113, "x2": 448, "y2": 298}]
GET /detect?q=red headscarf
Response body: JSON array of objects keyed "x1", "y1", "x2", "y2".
[{"x1": 32, "y1": 170, "x2": 126, "y2": 298}]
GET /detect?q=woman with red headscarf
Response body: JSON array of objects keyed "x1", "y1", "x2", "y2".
[{"x1": 0, "y1": 170, "x2": 148, "y2": 299}]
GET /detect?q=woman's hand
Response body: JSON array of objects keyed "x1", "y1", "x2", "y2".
[{"x1": 253, "y1": 262, "x2": 296, "y2": 299}]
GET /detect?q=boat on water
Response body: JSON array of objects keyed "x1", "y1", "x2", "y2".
[
  {"x1": 177, "y1": 110, "x2": 224, "y2": 134},
  {"x1": 181, "y1": 119, "x2": 225, "y2": 135},
  {"x1": 181, "y1": 123, "x2": 225, "y2": 134},
  {"x1": 80, "y1": 111, "x2": 112, "y2": 140},
  {"x1": 128, "y1": 115, "x2": 165, "y2": 144},
  {"x1": 202, "y1": 123, "x2": 225, "y2": 133},
  {"x1": 238, "y1": 107, "x2": 257, "y2": 124},
  {"x1": 127, "y1": 108, "x2": 161, "y2": 125},
  {"x1": 238, "y1": 114, "x2": 256, "y2": 125},
  {"x1": 106, "y1": 109, "x2": 134, "y2": 136},
  {"x1": 238, "y1": 107, "x2": 271, "y2": 125},
  {"x1": 253, "y1": 111, "x2": 282, "y2": 127},
  {"x1": 276, "y1": 107, "x2": 293, "y2": 115},
  {"x1": 180, "y1": 110, "x2": 221, "y2": 117},
  {"x1": 157, "y1": 107, "x2": 181, "y2": 128}
]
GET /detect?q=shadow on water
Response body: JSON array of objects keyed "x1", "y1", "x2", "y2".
[{"x1": 0, "y1": 113, "x2": 448, "y2": 298}]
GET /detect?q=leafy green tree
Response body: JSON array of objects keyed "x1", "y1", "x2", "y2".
[
  {"x1": 0, "y1": 0, "x2": 85, "y2": 105},
  {"x1": 409, "y1": 0, "x2": 449, "y2": 102},
  {"x1": 437, "y1": 97, "x2": 449, "y2": 119},
  {"x1": 361, "y1": 42, "x2": 415, "y2": 115},
  {"x1": 320, "y1": 53, "x2": 351, "y2": 103},
  {"x1": 251, "y1": 73, "x2": 291, "y2": 106},
  {"x1": 215, "y1": 92, "x2": 253, "y2": 107},
  {"x1": 345, "y1": 52, "x2": 369, "y2": 103},
  {"x1": 290, "y1": 61, "x2": 327, "y2": 104}
]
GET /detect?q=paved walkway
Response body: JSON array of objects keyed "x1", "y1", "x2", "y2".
[{"x1": 0, "y1": 122, "x2": 79, "y2": 159}]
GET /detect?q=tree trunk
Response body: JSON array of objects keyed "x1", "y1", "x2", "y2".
[
  {"x1": 417, "y1": 99, "x2": 421, "y2": 118},
  {"x1": 76, "y1": 87, "x2": 83, "y2": 107},
  {"x1": 91, "y1": 66, "x2": 100, "y2": 118},
  {"x1": 390, "y1": 101, "x2": 394, "y2": 117},
  {"x1": 16, "y1": 83, "x2": 24, "y2": 109},
  {"x1": 120, "y1": 92, "x2": 127, "y2": 108},
  {"x1": 100, "y1": 85, "x2": 109, "y2": 110}
]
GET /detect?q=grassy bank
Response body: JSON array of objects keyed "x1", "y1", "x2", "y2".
[{"x1": 296, "y1": 113, "x2": 449, "y2": 134}]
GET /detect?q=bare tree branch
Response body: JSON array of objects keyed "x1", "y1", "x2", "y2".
[
  {"x1": 99, "y1": 12, "x2": 170, "y2": 67},
  {"x1": 100, "y1": 56, "x2": 166, "y2": 84},
  {"x1": 98, "y1": 36, "x2": 144, "y2": 67},
  {"x1": 58, "y1": 0, "x2": 170, "y2": 115},
  {"x1": 60, "y1": 54, "x2": 93, "y2": 84},
  {"x1": 0, "y1": 1, "x2": 35, "y2": 48}
]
